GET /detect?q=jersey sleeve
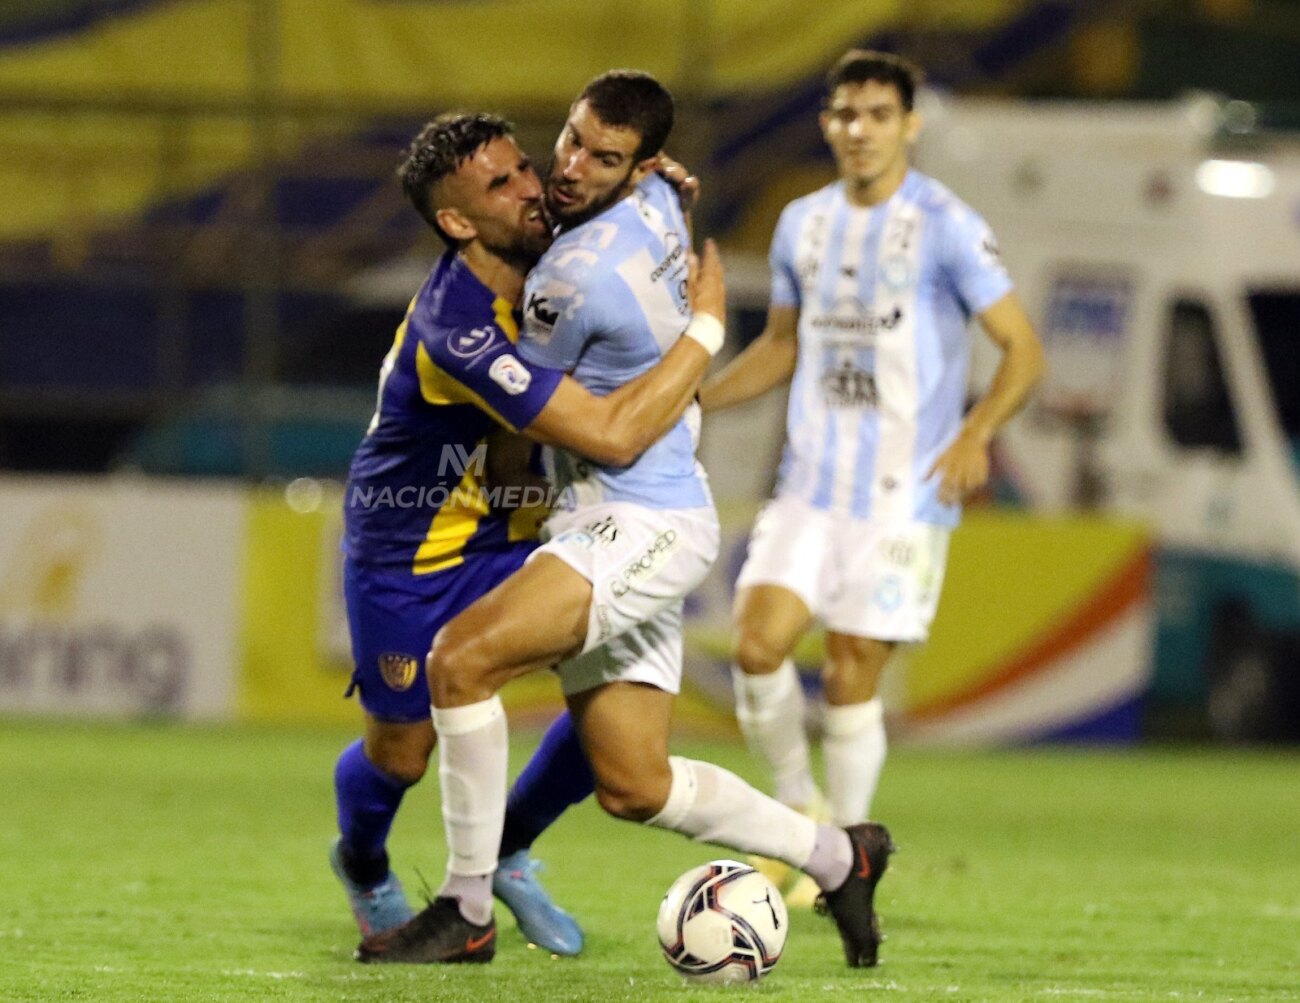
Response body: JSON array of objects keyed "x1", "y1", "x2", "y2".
[
  {"x1": 768, "y1": 203, "x2": 802, "y2": 308},
  {"x1": 938, "y1": 203, "x2": 1013, "y2": 315},
  {"x1": 417, "y1": 317, "x2": 564, "y2": 431}
]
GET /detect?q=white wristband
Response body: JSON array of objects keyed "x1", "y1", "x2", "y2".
[{"x1": 683, "y1": 313, "x2": 725, "y2": 356}]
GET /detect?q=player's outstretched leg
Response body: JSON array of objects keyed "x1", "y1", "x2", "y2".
[
  {"x1": 355, "y1": 897, "x2": 496, "y2": 964},
  {"x1": 816, "y1": 822, "x2": 896, "y2": 967},
  {"x1": 492, "y1": 852, "x2": 583, "y2": 956},
  {"x1": 492, "y1": 711, "x2": 591, "y2": 955}
]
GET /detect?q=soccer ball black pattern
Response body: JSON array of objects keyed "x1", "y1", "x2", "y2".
[{"x1": 656, "y1": 859, "x2": 788, "y2": 984}]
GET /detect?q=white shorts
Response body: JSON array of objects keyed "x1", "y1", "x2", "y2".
[
  {"x1": 734, "y1": 494, "x2": 950, "y2": 642},
  {"x1": 532, "y1": 501, "x2": 720, "y2": 696}
]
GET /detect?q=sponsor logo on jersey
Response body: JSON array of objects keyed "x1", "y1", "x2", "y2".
[
  {"x1": 649, "y1": 232, "x2": 686, "y2": 283},
  {"x1": 977, "y1": 231, "x2": 1003, "y2": 268},
  {"x1": 448, "y1": 325, "x2": 497, "y2": 359},
  {"x1": 610, "y1": 529, "x2": 677, "y2": 598},
  {"x1": 881, "y1": 536, "x2": 917, "y2": 567},
  {"x1": 821, "y1": 359, "x2": 879, "y2": 408},
  {"x1": 584, "y1": 515, "x2": 621, "y2": 546},
  {"x1": 526, "y1": 291, "x2": 559, "y2": 329},
  {"x1": 488, "y1": 355, "x2": 532, "y2": 395},
  {"x1": 524, "y1": 276, "x2": 585, "y2": 345},
  {"x1": 593, "y1": 602, "x2": 615, "y2": 642},
  {"x1": 811, "y1": 305, "x2": 903, "y2": 336},
  {"x1": 378, "y1": 652, "x2": 419, "y2": 692}
]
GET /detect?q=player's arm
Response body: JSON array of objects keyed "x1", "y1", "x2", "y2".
[
  {"x1": 484, "y1": 428, "x2": 548, "y2": 493},
  {"x1": 523, "y1": 240, "x2": 726, "y2": 468},
  {"x1": 927, "y1": 291, "x2": 1046, "y2": 504},
  {"x1": 696, "y1": 303, "x2": 798, "y2": 413}
]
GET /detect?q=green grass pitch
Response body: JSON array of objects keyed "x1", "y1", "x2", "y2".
[{"x1": 1, "y1": 718, "x2": 1297, "y2": 1002}]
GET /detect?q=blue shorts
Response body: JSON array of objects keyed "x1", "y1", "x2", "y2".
[{"x1": 343, "y1": 543, "x2": 535, "y2": 723}]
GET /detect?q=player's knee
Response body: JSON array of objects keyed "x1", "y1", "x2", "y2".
[
  {"x1": 733, "y1": 629, "x2": 787, "y2": 676},
  {"x1": 593, "y1": 766, "x2": 672, "y2": 822},
  {"x1": 427, "y1": 624, "x2": 490, "y2": 704},
  {"x1": 363, "y1": 733, "x2": 433, "y2": 786},
  {"x1": 369, "y1": 746, "x2": 428, "y2": 786}
]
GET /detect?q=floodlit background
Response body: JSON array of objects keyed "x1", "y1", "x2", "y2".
[{"x1": 3, "y1": 0, "x2": 1300, "y2": 744}]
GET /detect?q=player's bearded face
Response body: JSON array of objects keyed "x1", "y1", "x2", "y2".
[
  {"x1": 475, "y1": 202, "x2": 552, "y2": 267},
  {"x1": 450, "y1": 136, "x2": 554, "y2": 267},
  {"x1": 545, "y1": 102, "x2": 647, "y2": 228},
  {"x1": 821, "y1": 80, "x2": 918, "y2": 193}
]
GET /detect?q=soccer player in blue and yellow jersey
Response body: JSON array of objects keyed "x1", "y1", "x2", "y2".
[
  {"x1": 333, "y1": 111, "x2": 724, "y2": 956},
  {"x1": 360, "y1": 73, "x2": 894, "y2": 972}
]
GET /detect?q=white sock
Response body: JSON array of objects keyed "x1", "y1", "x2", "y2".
[
  {"x1": 432, "y1": 696, "x2": 506, "y2": 925},
  {"x1": 732, "y1": 660, "x2": 817, "y2": 808},
  {"x1": 823, "y1": 698, "x2": 886, "y2": 826},
  {"x1": 646, "y1": 756, "x2": 851, "y2": 891},
  {"x1": 644, "y1": 755, "x2": 813, "y2": 866}
]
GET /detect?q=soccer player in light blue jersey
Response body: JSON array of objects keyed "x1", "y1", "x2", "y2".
[
  {"x1": 334, "y1": 111, "x2": 723, "y2": 956},
  {"x1": 700, "y1": 50, "x2": 1045, "y2": 899},
  {"x1": 360, "y1": 70, "x2": 896, "y2": 972}
]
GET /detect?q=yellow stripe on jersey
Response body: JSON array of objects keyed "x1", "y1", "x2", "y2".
[
  {"x1": 412, "y1": 462, "x2": 491, "y2": 575},
  {"x1": 493, "y1": 297, "x2": 519, "y2": 343},
  {"x1": 415, "y1": 341, "x2": 517, "y2": 431}
]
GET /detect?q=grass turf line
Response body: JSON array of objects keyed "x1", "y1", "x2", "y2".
[{"x1": 0, "y1": 719, "x2": 1297, "y2": 1002}]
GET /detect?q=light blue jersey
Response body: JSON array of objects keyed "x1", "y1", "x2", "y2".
[
  {"x1": 770, "y1": 170, "x2": 1012, "y2": 526},
  {"x1": 520, "y1": 172, "x2": 710, "y2": 511}
]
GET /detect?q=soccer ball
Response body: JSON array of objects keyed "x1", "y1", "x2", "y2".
[{"x1": 656, "y1": 859, "x2": 788, "y2": 984}]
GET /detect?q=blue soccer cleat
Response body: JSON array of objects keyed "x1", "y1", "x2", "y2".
[
  {"x1": 330, "y1": 838, "x2": 413, "y2": 937},
  {"x1": 492, "y1": 850, "x2": 584, "y2": 956}
]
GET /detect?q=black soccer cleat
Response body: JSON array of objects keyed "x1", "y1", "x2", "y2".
[
  {"x1": 355, "y1": 896, "x2": 496, "y2": 964},
  {"x1": 816, "y1": 822, "x2": 896, "y2": 968}
]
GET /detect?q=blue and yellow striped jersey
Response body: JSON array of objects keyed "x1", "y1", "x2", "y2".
[{"x1": 343, "y1": 251, "x2": 564, "y2": 574}]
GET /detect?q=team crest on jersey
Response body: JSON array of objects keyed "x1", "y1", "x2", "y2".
[
  {"x1": 872, "y1": 575, "x2": 905, "y2": 613},
  {"x1": 488, "y1": 355, "x2": 532, "y2": 395},
  {"x1": 449, "y1": 325, "x2": 497, "y2": 359},
  {"x1": 378, "y1": 652, "x2": 419, "y2": 692},
  {"x1": 881, "y1": 254, "x2": 914, "y2": 290}
]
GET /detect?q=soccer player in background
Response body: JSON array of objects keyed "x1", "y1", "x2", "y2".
[
  {"x1": 359, "y1": 70, "x2": 895, "y2": 971},
  {"x1": 333, "y1": 110, "x2": 723, "y2": 955},
  {"x1": 700, "y1": 50, "x2": 1045, "y2": 903}
]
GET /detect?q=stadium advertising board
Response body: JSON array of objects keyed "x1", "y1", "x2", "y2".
[{"x1": 0, "y1": 477, "x2": 243, "y2": 719}]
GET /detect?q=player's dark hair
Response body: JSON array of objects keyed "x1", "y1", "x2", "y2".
[
  {"x1": 398, "y1": 111, "x2": 514, "y2": 242},
  {"x1": 825, "y1": 50, "x2": 923, "y2": 112},
  {"x1": 577, "y1": 70, "x2": 674, "y2": 161}
]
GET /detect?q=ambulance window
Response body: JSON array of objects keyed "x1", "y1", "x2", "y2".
[
  {"x1": 1247, "y1": 291, "x2": 1300, "y2": 441},
  {"x1": 1161, "y1": 300, "x2": 1241, "y2": 454}
]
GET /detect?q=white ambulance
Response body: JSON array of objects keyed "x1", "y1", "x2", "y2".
[{"x1": 916, "y1": 93, "x2": 1300, "y2": 740}]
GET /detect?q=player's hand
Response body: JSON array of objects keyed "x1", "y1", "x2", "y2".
[
  {"x1": 657, "y1": 155, "x2": 700, "y2": 214},
  {"x1": 927, "y1": 427, "x2": 990, "y2": 505},
  {"x1": 687, "y1": 239, "x2": 725, "y2": 322}
]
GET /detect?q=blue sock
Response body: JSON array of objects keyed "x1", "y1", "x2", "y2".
[
  {"x1": 334, "y1": 739, "x2": 411, "y2": 887},
  {"x1": 499, "y1": 711, "x2": 594, "y2": 858}
]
